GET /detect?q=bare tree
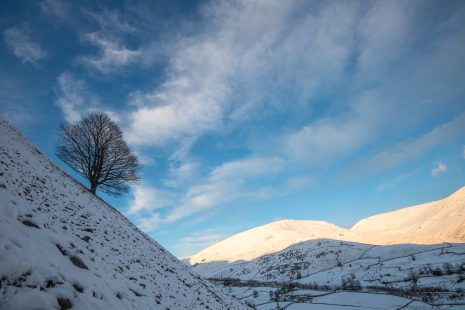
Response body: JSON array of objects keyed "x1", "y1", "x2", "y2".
[{"x1": 56, "y1": 112, "x2": 140, "y2": 196}]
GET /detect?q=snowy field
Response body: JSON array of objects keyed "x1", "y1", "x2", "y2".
[{"x1": 224, "y1": 284, "x2": 465, "y2": 309}]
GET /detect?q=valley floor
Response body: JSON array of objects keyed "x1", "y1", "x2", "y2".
[
  {"x1": 199, "y1": 240, "x2": 465, "y2": 309},
  {"x1": 223, "y1": 284, "x2": 465, "y2": 309}
]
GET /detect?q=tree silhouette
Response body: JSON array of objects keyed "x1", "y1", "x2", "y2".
[{"x1": 56, "y1": 112, "x2": 139, "y2": 196}]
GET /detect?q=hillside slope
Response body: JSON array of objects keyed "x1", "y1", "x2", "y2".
[
  {"x1": 352, "y1": 187, "x2": 465, "y2": 244},
  {"x1": 190, "y1": 186, "x2": 465, "y2": 266},
  {"x1": 0, "y1": 118, "x2": 246, "y2": 309},
  {"x1": 190, "y1": 220, "x2": 362, "y2": 264},
  {"x1": 214, "y1": 240, "x2": 465, "y2": 309}
]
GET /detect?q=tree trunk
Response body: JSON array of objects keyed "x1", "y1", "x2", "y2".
[{"x1": 90, "y1": 183, "x2": 97, "y2": 195}]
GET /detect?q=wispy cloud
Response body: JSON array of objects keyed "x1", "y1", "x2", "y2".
[
  {"x1": 432, "y1": 162, "x2": 447, "y2": 177},
  {"x1": 128, "y1": 184, "x2": 174, "y2": 215},
  {"x1": 164, "y1": 161, "x2": 201, "y2": 188},
  {"x1": 376, "y1": 169, "x2": 420, "y2": 192},
  {"x1": 79, "y1": 32, "x2": 141, "y2": 73},
  {"x1": 122, "y1": 0, "x2": 465, "y2": 233},
  {"x1": 3, "y1": 27, "x2": 47, "y2": 64},
  {"x1": 83, "y1": 9, "x2": 137, "y2": 34},
  {"x1": 166, "y1": 156, "x2": 285, "y2": 223},
  {"x1": 77, "y1": 9, "x2": 146, "y2": 73},
  {"x1": 131, "y1": 156, "x2": 285, "y2": 231},
  {"x1": 40, "y1": 0, "x2": 69, "y2": 19},
  {"x1": 355, "y1": 1, "x2": 412, "y2": 79},
  {"x1": 344, "y1": 113, "x2": 465, "y2": 177},
  {"x1": 125, "y1": 1, "x2": 361, "y2": 147},
  {"x1": 54, "y1": 72, "x2": 100, "y2": 123}
]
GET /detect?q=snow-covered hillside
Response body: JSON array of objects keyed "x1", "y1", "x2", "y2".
[
  {"x1": 195, "y1": 239, "x2": 465, "y2": 308},
  {"x1": 352, "y1": 187, "x2": 465, "y2": 244},
  {"x1": 190, "y1": 220, "x2": 360, "y2": 264},
  {"x1": 0, "y1": 117, "x2": 247, "y2": 309},
  {"x1": 188, "y1": 182, "x2": 465, "y2": 308},
  {"x1": 190, "y1": 187, "x2": 465, "y2": 266}
]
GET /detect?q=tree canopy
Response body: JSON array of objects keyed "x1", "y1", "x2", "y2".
[{"x1": 56, "y1": 112, "x2": 139, "y2": 196}]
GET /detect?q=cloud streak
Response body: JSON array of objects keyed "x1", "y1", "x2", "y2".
[
  {"x1": 54, "y1": 73, "x2": 100, "y2": 123},
  {"x1": 355, "y1": 113, "x2": 465, "y2": 175},
  {"x1": 130, "y1": 156, "x2": 285, "y2": 231},
  {"x1": 3, "y1": 27, "x2": 47, "y2": 64},
  {"x1": 125, "y1": 1, "x2": 363, "y2": 147},
  {"x1": 432, "y1": 162, "x2": 447, "y2": 177},
  {"x1": 79, "y1": 32, "x2": 141, "y2": 73}
]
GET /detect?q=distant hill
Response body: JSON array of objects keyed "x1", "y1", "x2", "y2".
[
  {"x1": 0, "y1": 117, "x2": 247, "y2": 309},
  {"x1": 188, "y1": 189, "x2": 465, "y2": 308},
  {"x1": 351, "y1": 187, "x2": 465, "y2": 244},
  {"x1": 190, "y1": 186, "x2": 465, "y2": 265}
]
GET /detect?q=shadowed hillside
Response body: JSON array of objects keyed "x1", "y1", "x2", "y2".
[{"x1": 0, "y1": 117, "x2": 247, "y2": 309}]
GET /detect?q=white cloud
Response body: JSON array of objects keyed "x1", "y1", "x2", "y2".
[
  {"x1": 79, "y1": 32, "x2": 141, "y2": 73},
  {"x1": 165, "y1": 156, "x2": 285, "y2": 223},
  {"x1": 128, "y1": 184, "x2": 174, "y2": 215},
  {"x1": 54, "y1": 73, "x2": 100, "y2": 123},
  {"x1": 76, "y1": 8, "x2": 151, "y2": 74},
  {"x1": 164, "y1": 161, "x2": 201, "y2": 188},
  {"x1": 125, "y1": 0, "x2": 361, "y2": 147},
  {"x1": 462, "y1": 146, "x2": 465, "y2": 159},
  {"x1": 3, "y1": 27, "x2": 47, "y2": 64},
  {"x1": 287, "y1": 118, "x2": 370, "y2": 163},
  {"x1": 286, "y1": 90, "x2": 384, "y2": 163},
  {"x1": 432, "y1": 162, "x2": 447, "y2": 177},
  {"x1": 355, "y1": 1, "x2": 411, "y2": 79},
  {"x1": 131, "y1": 156, "x2": 285, "y2": 231},
  {"x1": 137, "y1": 213, "x2": 162, "y2": 232},
  {"x1": 40, "y1": 0, "x2": 69, "y2": 19},
  {"x1": 83, "y1": 9, "x2": 137, "y2": 34}
]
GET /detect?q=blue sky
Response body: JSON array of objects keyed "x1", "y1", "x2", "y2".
[{"x1": 1, "y1": 0, "x2": 465, "y2": 257}]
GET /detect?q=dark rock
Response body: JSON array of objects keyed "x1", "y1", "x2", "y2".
[
  {"x1": 57, "y1": 297, "x2": 72, "y2": 310},
  {"x1": 73, "y1": 283, "x2": 84, "y2": 293},
  {"x1": 22, "y1": 220, "x2": 39, "y2": 229},
  {"x1": 70, "y1": 256, "x2": 88, "y2": 269}
]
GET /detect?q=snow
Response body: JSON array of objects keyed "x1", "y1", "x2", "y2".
[
  {"x1": 187, "y1": 171, "x2": 465, "y2": 308},
  {"x1": 189, "y1": 220, "x2": 361, "y2": 265},
  {"x1": 352, "y1": 187, "x2": 465, "y2": 244},
  {"x1": 190, "y1": 187, "x2": 465, "y2": 267},
  {"x1": 223, "y1": 283, "x2": 460, "y2": 310},
  {"x1": 0, "y1": 117, "x2": 248, "y2": 309},
  {"x1": 313, "y1": 292, "x2": 409, "y2": 308}
]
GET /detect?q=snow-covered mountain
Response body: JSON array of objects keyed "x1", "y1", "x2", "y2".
[
  {"x1": 190, "y1": 187, "x2": 465, "y2": 266},
  {"x1": 0, "y1": 117, "x2": 247, "y2": 309},
  {"x1": 190, "y1": 220, "x2": 360, "y2": 264},
  {"x1": 352, "y1": 187, "x2": 465, "y2": 244},
  {"x1": 188, "y1": 182, "x2": 465, "y2": 308}
]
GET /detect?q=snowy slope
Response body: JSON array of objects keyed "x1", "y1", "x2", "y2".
[
  {"x1": 190, "y1": 187, "x2": 465, "y2": 266},
  {"x1": 198, "y1": 240, "x2": 465, "y2": 307},
  {"x1": 188, "y1": 182, "x2": 465, "y2": 307},
  {"x1": 195, "y1": 237, "x2": 465, "y2": 287},
  {"x1": 0, "y1": 117, "x2": 247, "y2": 310},
  {"x1": 190, "y1": 220, "x2": 362, "y2": 264},
  {"x1": 352, "y1": 188, "x2": 465, "y2": 244}
]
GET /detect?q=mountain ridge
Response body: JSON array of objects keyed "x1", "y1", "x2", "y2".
[{"x1": 189, "y1": 185, "x2": 465, "y2": 265}]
